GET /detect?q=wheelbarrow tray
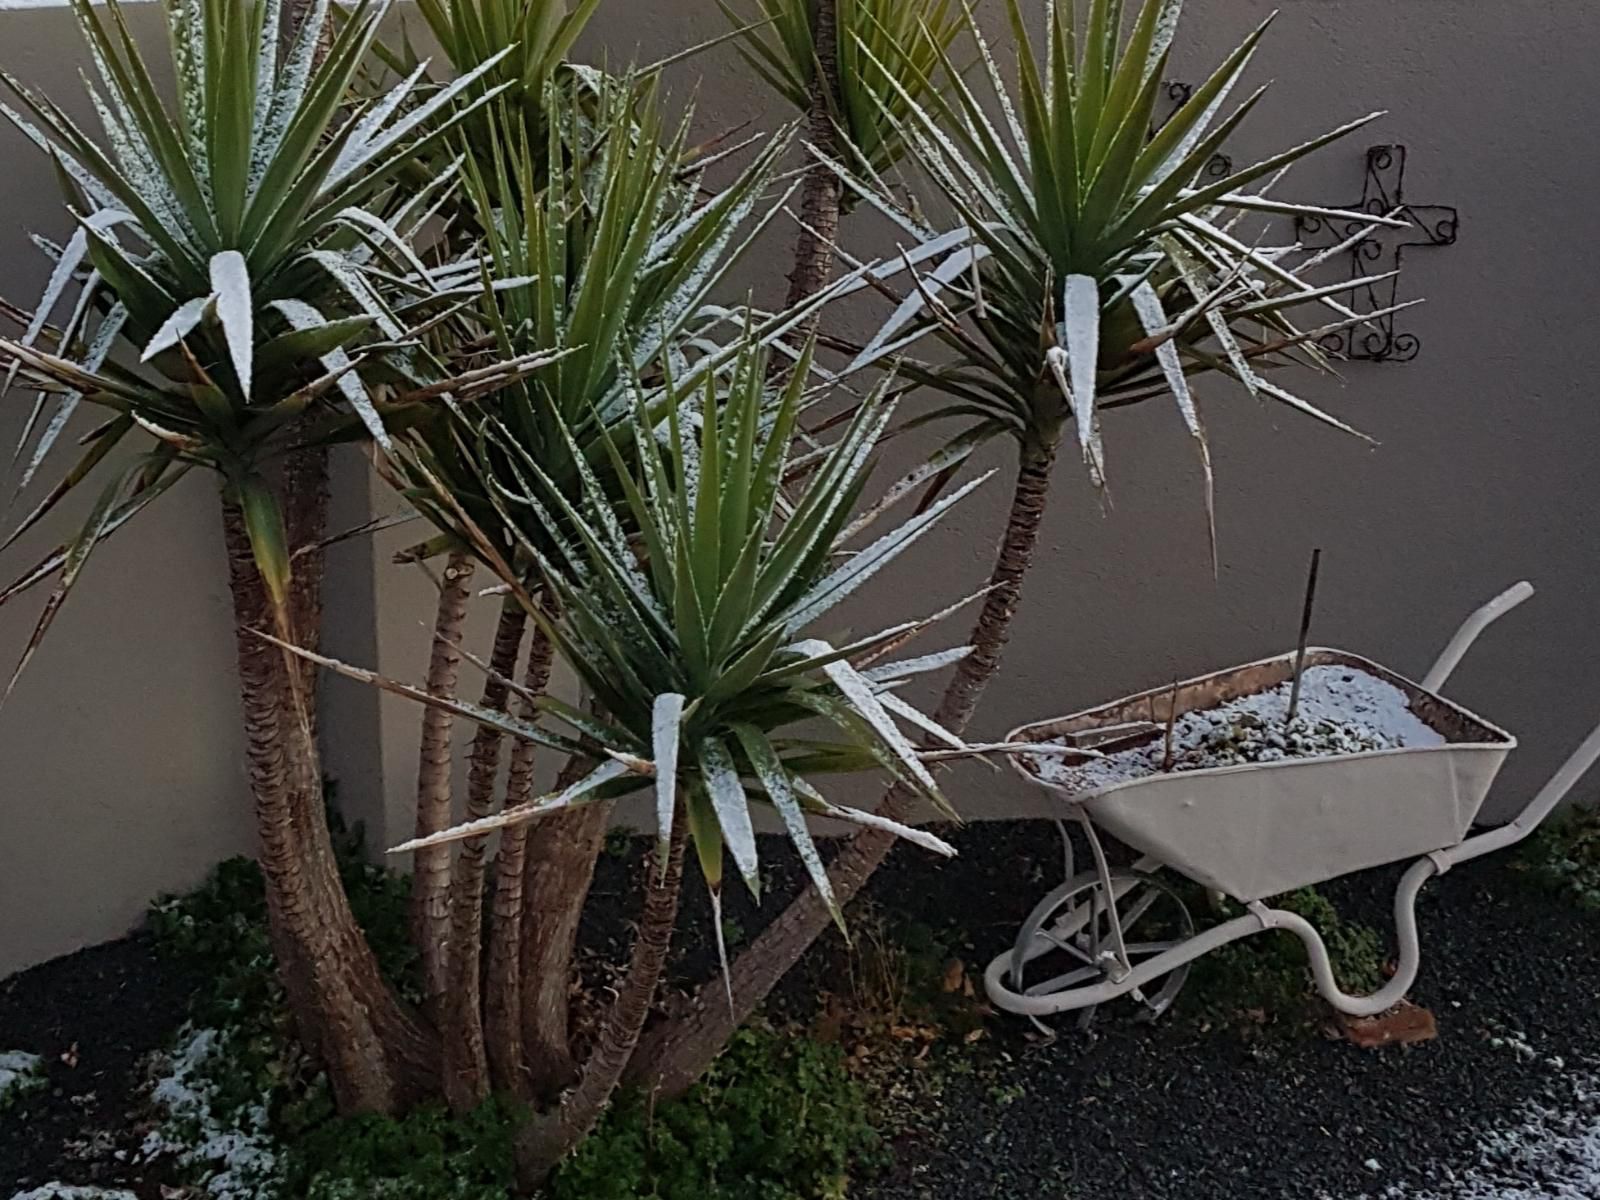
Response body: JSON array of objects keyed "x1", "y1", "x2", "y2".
[{"x1": 1010, "y1": 649, "x2": 1515, "y2": 902}]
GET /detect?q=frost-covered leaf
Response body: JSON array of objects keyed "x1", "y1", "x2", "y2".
[
  {"x1": 651, "y1": 692, "x2": 686, "y2": 867},
  {"x1": 208, "y1": 252, "x2": 252, "y2": 400},
  {"x1": 141, "y1": 296, "x2": 210, "y2": 362},
  {"x1": 698, "y1": 735, "x2": 759, "y2": 896}
]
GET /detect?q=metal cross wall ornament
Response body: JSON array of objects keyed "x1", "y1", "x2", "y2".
[{"x1": 1292, "y1": 144, "x2": 1459, "y2": 363}]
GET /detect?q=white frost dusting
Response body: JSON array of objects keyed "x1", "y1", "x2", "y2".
[
  {"x1": 0, "y1": 1049, "x2": 44, "y2": 1104},
  {"x1": 1037, "y1": 665, "x2": 1445, "y2": 795},
  {"x1": 8, "y1": 1187, "x2": 139, "y2": 1200},
  {"x1": 139, "y1": 1027, "x2": 283, "y2": 1199},
  {"x1": 1362, "y1": 1067, "x2": 1600, "y2": 1200}
]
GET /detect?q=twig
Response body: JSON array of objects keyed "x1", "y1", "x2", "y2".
[
  {"x1": 1160, "y1": 678, "x2": 1181, "y2": 772},
  {"x1": 1286, "y1": 548, "x2": 1323, "y2": 723}
]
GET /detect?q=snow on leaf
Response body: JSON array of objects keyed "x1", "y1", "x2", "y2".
[
  {"x1": 1060, "y1": 274, "x2": 1105, "y2": 488},
  {"x1": 849, "y1": 238, "x2": 988, "y2": 373},
  {"x1": 389, "y1": 760, "x2": 631, "y2": 852},
  {"x1": 651, "y1": 692, "x2": 686, "y2": 868},
  {"x1": 268, "y1": 299, "x2": 391, "y2": 454},
  {"x1": 859, "y1": 645, "x2": 974, "y2": 684},
  {"x1": 1131, "y1": 280, "x2": 1214, "y2": 563},
  {"x1": 208, "y1": 251, "x2": 252, "y2": 401},
  {"x1": 141, "y1": 296, "x2": 211, "y2": 362},
  {"x1": 698, "y1": 736, "x2": 759, "y2": 897},
  {"x1": 794, "y1": 638, "x2": 940, "y2": 795}
]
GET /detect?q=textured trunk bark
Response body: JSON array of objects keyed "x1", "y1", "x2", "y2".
[
  {"x1": 483, "y1": 618, "x2": 558, "y2": 1100},
  {"x1": 518, "y1": 783, "x2": 614, "y2": 1100},
  {"x1": 516, "y1": 821, "x2": 688, "y2": 1186},
  {"x1": 624, "y1": 437, "x2": 1061, "y2": 1099},
  {"x1": 412, "y1": 550, "x2": 476, "y2": 1021},
  {"x1": 223, "y1": 496, "x2": 438, "y2": 1114},
  {"x1": 442, "y1": 600, "x2": 528, "y2": 1113},
  {"x1": 783, "y1": 0, "x2": 843, "y2": 322},
  {"x1": 282, "y1": 445, "x2": 329, "y2": 713}
]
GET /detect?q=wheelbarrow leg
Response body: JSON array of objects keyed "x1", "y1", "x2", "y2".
[{"x1": 1259, "y1": 711, "x2": 1600, "y2": 1018}]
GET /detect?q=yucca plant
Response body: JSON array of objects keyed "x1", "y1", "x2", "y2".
[
  {"x1": 0, "y1": 0, "x2": 515, "y2": 663},
  {"x1": 395, "y1": 76, "x2": 796, "y2": 576},
  {"x1": 721, "y1": 0, "x2": 965, "y2": 310},
  {"x1": 0, "y1": 0, "x2": 531, "y2": 1113},
  {"x1": 279, "y1": 337, "x2": 986, "y2": 1174},
  {"x1": 626, "y1": 0, "x2": 1418, "y2": 1099},
  {"x1": 373, "y1": 0, "x2": 602, "y2": 205},
  {"x1": 724, "y1": 0, "x2": 962, "y2": 180},
  {"x1": 376, "y1": 72, "x2": 807, "y2": 1108}
]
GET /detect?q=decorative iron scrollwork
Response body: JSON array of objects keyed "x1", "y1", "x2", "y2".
[
  {"x1": 1154, "y1": 82, "x2": 1233, "y2": 179},
  {"x1": 1292, "y1": 144, "x2": 1459, "y2": 363}
]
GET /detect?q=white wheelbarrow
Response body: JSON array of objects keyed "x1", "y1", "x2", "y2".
[{"x1": 985, "y1": 582, "x2": 1600, "y2": 1025}]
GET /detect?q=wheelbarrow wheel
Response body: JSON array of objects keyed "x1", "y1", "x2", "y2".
[{"x1": 1004, "y1": 868, "x2": 1196, "y2": 1027}]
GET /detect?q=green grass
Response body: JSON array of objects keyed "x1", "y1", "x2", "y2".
[
  {"x1": 1181, "y1": 886, "x2": 1386, "y2": 1032},
  {"x1": 146, "y1": 802, "x2": 887, "y2": 1199},
  {"x1": 1517, "y1": 803, "x2": 1600, "y2": 912},
  {"x1": 551, "y1": 1025, "x2": 884, "y2": 1200}
]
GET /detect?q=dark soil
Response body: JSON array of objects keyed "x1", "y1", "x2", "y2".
[
  {"x1": 833, "y1": 821, "x2": 1600, "y2": 1200},
  {"x1": 0, "y1": 932, "x2": 200, "y2": 1196},
  {"x1": 2, "y1": 821, "x2": 1596, "y2": 1200}
]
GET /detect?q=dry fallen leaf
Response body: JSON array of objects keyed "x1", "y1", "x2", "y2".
[{"x1": 941, "y1": 958, "x2": 966, "y2": 993}]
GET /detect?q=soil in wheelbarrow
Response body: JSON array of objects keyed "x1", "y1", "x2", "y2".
[{"x1": 780, "y1": 818, "x2": 1600, "y2": 1200}]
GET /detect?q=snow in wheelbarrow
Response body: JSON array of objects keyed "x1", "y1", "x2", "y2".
[{"x1": 1010, "y1": 650, "x2": 1515, "y2": 903}]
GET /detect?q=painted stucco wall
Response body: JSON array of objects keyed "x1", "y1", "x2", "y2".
[{"x1": 4, "y1": 0, "x2": 1598, "y2": 975}]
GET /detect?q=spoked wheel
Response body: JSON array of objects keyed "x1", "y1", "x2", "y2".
[{"x1": 999, "y1": 868, "x2": 1195, "y2": 1029}]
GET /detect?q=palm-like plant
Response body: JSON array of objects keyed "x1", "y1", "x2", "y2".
[
  {"x1": 393, "y1": 77, "x2": 795, "y2": 574},
  {"x1": 285, "y1": 337, "x2": 985, "y2": 1171},
  {"x1": 626, "y1": 0, "x2": 1418, "y2": 1099},
  {"x1": 377, "y1": 73, "x2": 806, "y2": 1107},
  {"x1": 836, "y1": 0, "x2": 1398, "y2": 489},
  {"x1": 724, "y1": 0, "x2": 963, "y2": 179},
  {"x1": 0, "y1": 0, "x2": 525, "y2": 1113},
  {"x1": 0, "y1": 0, "x2": 511, "y2": 662},
  {"x1": 721, "y1": 0, "x2": 965, "y2": 311}
]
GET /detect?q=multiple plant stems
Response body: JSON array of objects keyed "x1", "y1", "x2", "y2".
[
  {"x1": 412, "y1": 549, "x2": 476, "y2": 1018},
  {"x1": 628, "y1": 429, "x2": 1063, "y2": 1097}
]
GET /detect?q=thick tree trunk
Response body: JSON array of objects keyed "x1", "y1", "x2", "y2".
[
  {"x1": 517, "y1": 783, "x2": 614, "y2": 1099},
  {"x1": 282, "y1": 445, "x2": 329, "y2": 711},
  {"x1": 483, "y1": 618, "x2": 558, "y2": 1100},
  {"x1": 411, "y1": 550, "x2": 476, "y2": 1020},
  {"x1": 223, "y1": 496, "x2": 437, "y2": 1114},
  {"x1": 624, "y1": 437, "x2": 1061, "y2": 1100},
  {"x1": 516, "y1": 821, "x2": 688, "y2": 1186},
  {"x1": 442, "y1": 600, "x2": 528, "y2": 1112},
  {"x1": 783, "y1": 0, "x2": 843, "y2": 322}
]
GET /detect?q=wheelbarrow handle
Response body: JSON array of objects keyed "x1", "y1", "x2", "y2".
[{"x1": 1421, "y1": 580, "x2": 1535, "y2": 693}]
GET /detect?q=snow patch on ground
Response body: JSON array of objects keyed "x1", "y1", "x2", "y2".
[
  {"x1": 138, "y1": 1026, "x2": 283, "y2": 1199},
  {"x1": 1362, "y1": 1065, "x2": 1600, "y2": 1200},
  {"x1": 0, "y1": 1049, "x2": 45, "y2": 1106}
]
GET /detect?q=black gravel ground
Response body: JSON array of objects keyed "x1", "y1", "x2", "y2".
[
  {"x1": 0, "y1": 932, "x2": 200, "y2": 1195},
  {"x1": 1, "y1": 822, "x2": 1594, "y2": 1200},
  {"x1": 842, "y1": 820, "x2": 1600, "y2": 1200}
]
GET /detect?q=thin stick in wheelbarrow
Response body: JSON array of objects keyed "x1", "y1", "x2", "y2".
[
  {"x1": 1286, "y1": 547, "x2": 1323, "y2": 723},
  {"x1": 1161, "y1": 677, "x2": 1180, "y2": 771}
]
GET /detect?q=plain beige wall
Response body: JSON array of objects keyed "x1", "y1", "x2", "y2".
[
  {"x1": 0, "y1": 5, "x2": 258, "y2": 978},
  {"x1": 5, "y1": 0, "x2": 1599, "y2": 975}
]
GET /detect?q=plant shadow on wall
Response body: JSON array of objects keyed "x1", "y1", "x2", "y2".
[{"x1": 0, "y1": 0, "x2": 1420, "y2": 1191}]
